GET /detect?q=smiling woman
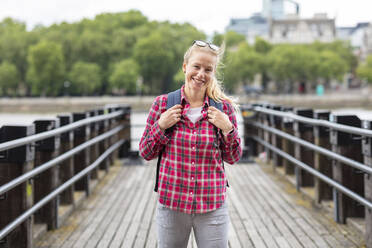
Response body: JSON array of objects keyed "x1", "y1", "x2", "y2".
[{"x1": 139, "y1": 40, "x2": 242, "y2": 248}]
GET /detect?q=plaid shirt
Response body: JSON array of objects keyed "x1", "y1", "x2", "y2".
[{"x1": 139, "y1": 86, "x2": 242, "y2": 214}]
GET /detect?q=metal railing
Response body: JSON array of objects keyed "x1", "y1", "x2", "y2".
[
  {"x1": 241, "y1": 103, "x2": 372, "y2": 248},
  {"x1": 0, "y1": 104, "x2": 131, "y2": 247}
]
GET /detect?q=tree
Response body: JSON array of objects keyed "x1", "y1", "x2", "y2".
[
  {"x1": 0, "y1": 61, "x2": 19, "y2": 96},
  {"x1": 68, "y1": 62, "x2": 102, "y2": 95},
  {"x1": 317, "y1": 50, "x2": 348, "y2": 82},
  {"x1": 26, "y1": 41, "x2": 65, "y2": 96},
  {"x1": 109, "y1": 59, "x2": 139, "y2": 95},
  {"x1": 357, "y1": 55, "x2": 372, "y2": 83},
  {"x1": 224, "y1": 43, "x2": 263, "y2": 91}
]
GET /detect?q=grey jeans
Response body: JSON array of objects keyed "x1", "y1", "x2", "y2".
[{"x1": 156, "y1": 202, "x2": 229, "y2": 248}]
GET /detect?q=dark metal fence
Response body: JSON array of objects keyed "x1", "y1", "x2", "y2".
[
  {"x1": 0, "y1": 104, "x2": 131, "y2": 248},
  {"x1": 241, "y1": 103, "x2": 372, "y2": 248}
]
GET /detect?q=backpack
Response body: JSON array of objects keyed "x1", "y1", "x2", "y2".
[{"x1": 154, "y1": 88, "x2": 228, "y2": 192}]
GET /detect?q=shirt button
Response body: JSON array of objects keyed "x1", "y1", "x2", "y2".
[
  {"x1": 191, "y1": 161, "x2": 195, "y2": 165},
  {"x1": 191, "y1": 177, "x2": 194, "y2": 180},
  {"x1": 193, "y1": 131, "x2": 196, "y2": 135},
  {"x1": 190, "y1": 192, "x2": 193, "y2": 195},
  {"x1": 192, "y1": 146, "x2": 195, "y2": 150}
]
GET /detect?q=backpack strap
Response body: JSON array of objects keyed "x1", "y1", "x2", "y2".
[{"x1": 154, "y1": 89, "x2": 181, "y2": 192}]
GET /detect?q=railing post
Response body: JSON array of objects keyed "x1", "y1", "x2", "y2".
[
  {"x1": 57, "y1": 114, "x2": 74, "y2": 206},
  {"x1": 269, "y1": 105, "x2": 282, "y2": 170},
  {"x1": 0, "y1": 125, "x2": 35, "y2": 248},
  {"x1": 313, "y1": 110, "x2": 332, "y2": 204},
  {"x1": 263, "y1": 103, "x2": 271, "y2": 163},
  {"x1": 256, "y1": 104, "x2": 265, "y2": 156},
  {"x1": 107, "y1": 106, "x2": 116, "y2": 165},
  {"x1": 72, "y1": 112, "x2": 91, "y2": 196},
  {"x1": 116, "y1": 105, "x2": 131, "y2": 159},
  {"x1": 88, "y1": 109, "x2": 99, "y2": 180},
  {"x1": 293, "y1": 108, "x2": 314, "y2": 190},
  {"x1": 33, "y1": 119, "x2": 60, "y2": 230},
  {"x1": 361, "y1": 120, "x2": 372, "y2": 247},
  {"x1": 240, "y1": 105, "x2": 258, "y2": 162},
  {"x1": 98, "y1": 109, "x2": 109, "y2": 172},
  {"x1": 281, "y1": 107, "x2": 295, "y2": 175},
  {"x1": 330, "y1": 114, "x2": 364, "y2": 223}
]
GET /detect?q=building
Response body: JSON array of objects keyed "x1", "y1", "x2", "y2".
[
  {"x1": 262, "y1": 0, "x2": 285, "y2": 20},
  {"x1": 361, "y1": 23, "x2": 372, "y2": 60},
  {"x1": 226, "y1": 14, "x2": 269, "y2": 44},
  {"x1": 269, "y1": 13, "x2": 336, "y2": 44}
]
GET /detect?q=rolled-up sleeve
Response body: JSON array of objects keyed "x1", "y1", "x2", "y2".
[
  {"x1": 139, "y1": 95, "x2": 169, "y2": 160},
  {"x1": 220, "y1": 101, "x2": 242, "y2": 164}
]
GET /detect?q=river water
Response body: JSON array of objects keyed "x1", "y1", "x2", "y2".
[{"x1": 1, "y1": 109, "x2": 372, "y2": 151}]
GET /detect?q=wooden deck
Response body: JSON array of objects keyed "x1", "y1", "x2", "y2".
[{"x1": 35, "y1": 161, "x2": 362, "y2": 248}]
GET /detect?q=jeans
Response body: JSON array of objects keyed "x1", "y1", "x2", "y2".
[{"x1": 156, "y1": 202, "x2": 229, "y2": 248}]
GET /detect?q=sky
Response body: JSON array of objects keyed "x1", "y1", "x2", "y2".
[{"x1": 1, "y1": 0, "x2": 372, "y2": 35}]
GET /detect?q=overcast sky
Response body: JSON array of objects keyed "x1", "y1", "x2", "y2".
[{"x1": 1, "y1": 0, "x2": 371, "y2": 35}]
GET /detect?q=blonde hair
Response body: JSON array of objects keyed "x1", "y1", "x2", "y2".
[{"x1": 183, "y1": 42, "x2": 239, "y2": 112}]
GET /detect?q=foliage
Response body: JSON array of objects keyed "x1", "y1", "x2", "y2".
[
  {"x1": 69, "y1": 62, "x2": 102, "y2": 95},
  {"x1": 26, "y1": 40, "x2": 65, "y2": 96},
  {"x1": 357, "y1": 55, "x2": 372, "y2": 83},
  {"x1": 109, "y1": 59, "x2": 139, "y2": 95},
  {"x1": 0, "y1": 61, "x2": 19, "y2": 96}
]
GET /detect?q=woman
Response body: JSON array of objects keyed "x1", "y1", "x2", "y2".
[{"x1": 139, "y1": 40, "x2": 242, "y2": 248}]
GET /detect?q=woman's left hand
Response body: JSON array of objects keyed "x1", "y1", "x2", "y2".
[{"x1": 207, "y1": 106, "x2": 233, "y2": 134}]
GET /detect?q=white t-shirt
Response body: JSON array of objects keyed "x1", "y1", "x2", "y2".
[{"x1": 186, "y1": 107, "x2": 203, "y2": 124}]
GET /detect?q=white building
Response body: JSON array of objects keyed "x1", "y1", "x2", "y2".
[{"x1": 269, "y1": 13, "x2": 336, "y2": 44}]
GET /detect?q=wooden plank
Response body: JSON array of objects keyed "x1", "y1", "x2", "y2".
[{"x1": 81, "y1": 166, "x2": 148, "y2": 248}]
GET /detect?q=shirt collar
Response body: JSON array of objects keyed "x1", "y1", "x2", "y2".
[{"x1": 181, "y1": 84, "x2": 210, "y2": 108}]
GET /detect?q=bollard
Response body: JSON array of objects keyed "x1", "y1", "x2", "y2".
[
  {"x1": 57, "y1": 114, "x2": 74, "y2": 206},
  {"x1": 362, "y1": 120, "x2": 372, "y2": 247},
  {"x1": 97, "y1": 109, "x2": 109, "y2": 172},
  {"x1": 281, "y1": 106, "x2": 295, "y2": 175},
  {"x1": 269, "y1": 105, "x2": 283, "y2": 170},
  {"x1": 293, "y1": 108, "x2": 314, "y2": 190},
  {"x1": 72, "y1": 112, "x2": 91, "y2": 195},
  {"x1": 313, "y1": 110, "x2": 333, "y2": 204},
  {"x1": 33, "y1": 119, "x2": 60, "y2": 230},
  {"x1": 88, "y1": 109, "x2": 99, "y2": 180},
  {"x1": 0, "y1": 125, "x2": 35, "y2": 248},
  {"x1": 330, "y1": 114, "x2": 364, "y2": 223}
]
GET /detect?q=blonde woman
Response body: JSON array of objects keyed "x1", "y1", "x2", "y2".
[{"x1": 139, "y1": 40, "x2": 242, "y2": 248}]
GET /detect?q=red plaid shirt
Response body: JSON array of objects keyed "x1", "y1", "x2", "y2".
[{"x1": 139, "y1": 86, "x2": 242, "y2": 214}]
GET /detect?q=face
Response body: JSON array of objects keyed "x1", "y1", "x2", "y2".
[{"x1": 183, "y1": 49, "x2": 217, "y2": 92}]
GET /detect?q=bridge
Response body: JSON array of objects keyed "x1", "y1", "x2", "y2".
[{"x1": 0, "y1": 103, "x2": 370, "y2": 247}]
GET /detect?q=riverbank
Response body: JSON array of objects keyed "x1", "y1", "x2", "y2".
[{"x1": 1, "y1": 88, "x2": 372, "y2": 113}]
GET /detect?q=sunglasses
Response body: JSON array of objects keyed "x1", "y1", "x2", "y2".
[{"x1": 192, "y1": 40, "x2": 219, "y2": 51}]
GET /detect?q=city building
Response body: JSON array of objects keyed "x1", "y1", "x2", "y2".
[
  {"x1": 361, "y1": 22, "x2": 372, "y2": 60},
  {"x1": 269, "y1": 13, "x2": 336, "y2": 44}
]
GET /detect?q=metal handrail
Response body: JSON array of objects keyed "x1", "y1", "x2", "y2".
[
  {"x1": 0, "y1": 110, "x2": 124, "y2": 152},
  {"x1": 253, "y1": 106, "x2": 372, "y2": 137},
  {"x1": 253, "y1": 136, "x2": 372, "y2": 210},
  {"x1": 0, "y1": 139, "x2": 124, "y2": 240},
  {"x1": 251, "y1": 121, "x2": 372, "y2": 175},
  {"x1": 0, "y1": 125, "x2": 124, "y2": 195}
]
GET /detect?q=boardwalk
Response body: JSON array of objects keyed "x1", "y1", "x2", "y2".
[{"x1": 35, "y1": 161, "x2": 362, "y2": 248}]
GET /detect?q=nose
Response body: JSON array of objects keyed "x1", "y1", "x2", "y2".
[{"x1": 196, "y1": 70, "x2": 206, "y2": 79}]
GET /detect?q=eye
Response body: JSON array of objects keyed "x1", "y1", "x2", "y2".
[{"x1": 193, "y1": 65, "x2": 200, "y2": 69}]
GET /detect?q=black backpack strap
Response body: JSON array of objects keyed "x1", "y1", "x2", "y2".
[
  {"x1": 209, "y1": 98, "x2": 229, "y2": 187},
  {"x1": 154, "y1": 89, "x2": 182, "y2": 192}
]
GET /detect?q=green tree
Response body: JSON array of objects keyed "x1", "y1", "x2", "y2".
[
  {"x1": 109, "y1": 59, "x2": 139, "y2": 95},
  {"x1": 0, "y1": 61, "x2": 19, "y2": 96},
  {"x1": 0, "y1": 18, "x2": 36, "y2": 86},
  {"x1": 357, "y1": 55, "x2": 372, "y2": 83},
  {"x1": 68, "y1": 62, "x2": 102, "y2": 95},
  {"x1": 134, "y1": 32, "x2": 175, "y2": 94},
  {"x1": 317, "y1": 50, "x2": 348, "y2": 82},
  {"x1": 224, "y1": 43, "x2": 263, "y2": 91},
  {"x1": 26, "y1": 41, "x2": 65, "y2": 96}
]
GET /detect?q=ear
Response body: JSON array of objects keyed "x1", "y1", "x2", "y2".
[{"x1": 182, "y1": 62, "x2": 186, "y2": 73}]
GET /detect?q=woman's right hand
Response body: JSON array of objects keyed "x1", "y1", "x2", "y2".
[{"x1": 158, "y1": 104, "x2": 183, "y2": 131}]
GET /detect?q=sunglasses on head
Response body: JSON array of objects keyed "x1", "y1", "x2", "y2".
[{"x1": 192, "y1": 40, "x2": 219, "y2": 51}]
